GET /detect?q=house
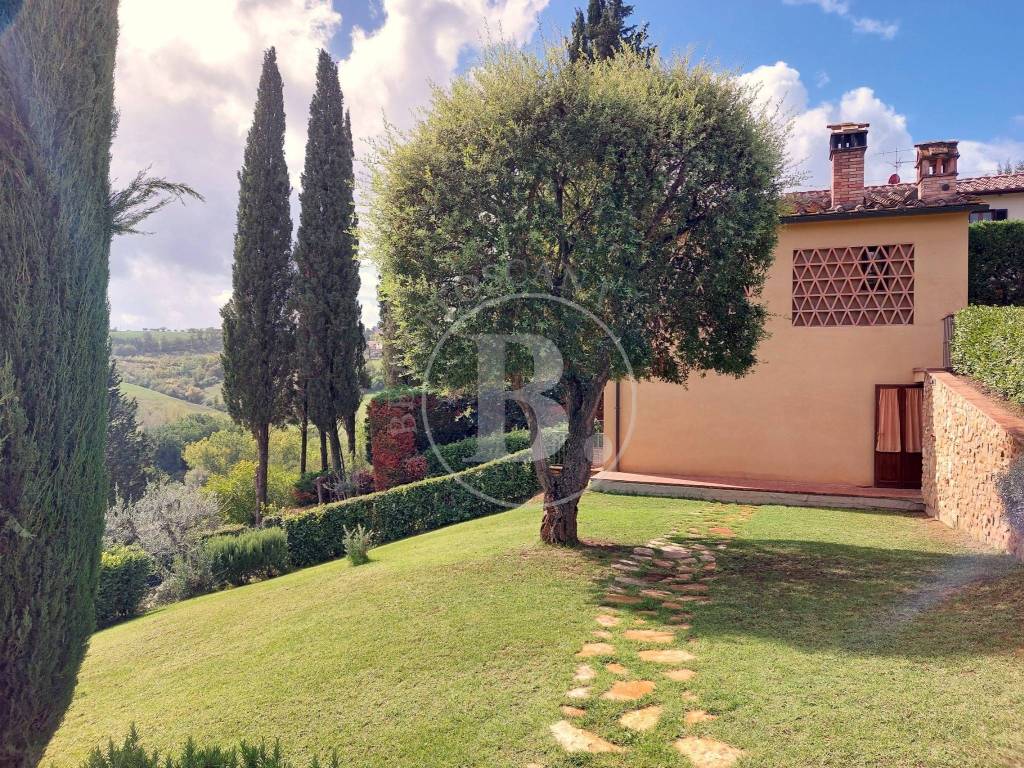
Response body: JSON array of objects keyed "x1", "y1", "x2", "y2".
[
  {"x1": 957, "y1": 172, "x2": 1024, "y2": 221},
  {"x1": 595, "y1": 122, "x2": 989, "y2": 509}
]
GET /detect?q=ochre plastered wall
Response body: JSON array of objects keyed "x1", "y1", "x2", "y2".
[{"x1": 604, "y1": 211, "x2": 970, "y2": 486}]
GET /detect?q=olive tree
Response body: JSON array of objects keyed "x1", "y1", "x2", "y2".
[{"x1": 372, "y1": 47, "x2": 785, "y2": 544}]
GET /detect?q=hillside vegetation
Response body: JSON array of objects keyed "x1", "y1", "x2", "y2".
[{"x1": 121, "y1": 383, "x2": 219, "y2": 430}]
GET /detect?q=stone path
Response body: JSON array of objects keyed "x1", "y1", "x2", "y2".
[{"x1": 546, "y1": 524, "x2": 746, "y2": 767}]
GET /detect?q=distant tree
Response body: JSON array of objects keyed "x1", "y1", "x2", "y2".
[
  {"x1": 149, "y1": 413, "x2": 225, "y2": 479},
  {"x1": 569, "y1": 0, "x2": 652, "y2": 62},
  {"x1": 373, "y1": 47, "x2": 784, "y2": 544},
  {"x1": 106, "y1": 362, "x2": 152, "y2": 505},
  {"x1": 293, "y1": 49, "x2": 364, "y2": 472},
  {"x1": 996, "y1": 159, "x2": 1024, "y2": 175},
  {"x1": 0, "y1": 0, "x2": 117, "y2": 763},
  {"x1": 221, "y1": 48, "x2": 295, "y2": 525}
]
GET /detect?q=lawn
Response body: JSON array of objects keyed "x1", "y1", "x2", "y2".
[
  {"x1": 121, "y1": 382, "x2": 219, "y2": 429},
  {"x1": 46, "y1": 494, "x2": 1024, "y2": 767}
]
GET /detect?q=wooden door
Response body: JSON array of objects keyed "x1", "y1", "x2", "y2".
[{"x1": 874, "y1": 384, "x2": 923, "y2": 489}]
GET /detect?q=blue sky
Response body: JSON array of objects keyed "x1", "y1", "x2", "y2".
[{"x1": 109, "y1": 0, "x2": 1024, "y2": 330}]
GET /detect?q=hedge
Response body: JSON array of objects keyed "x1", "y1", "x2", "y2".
[
  {"x1": 969, "y1": 221, "x2": 1024, "y2": 306},
  {"x1": 424, "y1": 429, "x2": 533, "y2": 477},
  {"x1": 95, "y1": 545, "x2": 153, "y2": 629},
  {"x1": 283, "y1": 451, "x2": 540, "y2": 568},
  {"x1": 205, "y1": 527, "x2": 290, "y2": 586},
  {"x1": 951, "y1": 305, "x2": 1024, "y2": 405}
]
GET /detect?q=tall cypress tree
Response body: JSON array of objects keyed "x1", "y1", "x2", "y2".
[
  {"x1": 106, "y1": 361, "x2": 152, "y2": 505},
  {"x1": 0, "y1": 0, "x2": 117, "y2": 764},
  {"x1": 294, "y1": 49, "x2": 364, "y2": 471},
  {"x1": 568, "y1": 0, "x2": 652, "y2": 62},
  {"x1": 221, "y1": 48, "x2": 294, "y2": 524}
]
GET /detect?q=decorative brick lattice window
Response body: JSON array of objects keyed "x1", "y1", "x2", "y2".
[{"x1": 792, "y1": 244, "x2": 914, "y2": 327}]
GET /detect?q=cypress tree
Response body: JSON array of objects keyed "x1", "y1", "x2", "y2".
[
  {"x1": 0, "y1": 0, "x2": 118, "y2": 764},
  {"x1": 106, "y1": 361, "x2": 152, "y2": 505},
  {"x1": 293, "y1": 49, "x2": 364, "y2": 472},
  {"x1": 221, "y1": 48, "x2": 294, "y2": 524},
  {"x1": 568, "y1": 0, "x2": 652, "y2": 62}
]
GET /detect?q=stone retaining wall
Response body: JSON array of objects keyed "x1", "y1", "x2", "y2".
[{"x1": 923, "y1": 371, "x2": 1024, "y2": 559}]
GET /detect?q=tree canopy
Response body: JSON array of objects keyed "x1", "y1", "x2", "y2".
[
  {"x1": 569, "y1": 0, "x2": 652, "y2": 62},
  {"x1": 372, "y1": 47, "x2": 785, "y2": 543}
]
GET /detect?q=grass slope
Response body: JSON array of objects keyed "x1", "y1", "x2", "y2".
[
  {"x1": 46, "y1": 495, "x2": 1024, "y2": 767},
  {"x1": 122, "y1": 382, "x2": 217, "y2": 429}
]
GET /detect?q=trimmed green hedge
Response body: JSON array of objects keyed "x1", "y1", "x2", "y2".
[
  {"x1": 205, "y1": 527, "x2": 290, "y2": 586},
  {"x1": 95, "y1": 545, "x2": 152, "y2": 629},
  {"x1": 424, "y1": 430, "x2": 532, "y2": 477},
  {"x1": 969, "y1": 221, "x2": 1024, "y2": 306},
  {"x1": 951, "y1": 305, "x2": 1024, "y2": 405},
  {"x1": 284, "y1": 451, "x2": 540, "y2": 568}
]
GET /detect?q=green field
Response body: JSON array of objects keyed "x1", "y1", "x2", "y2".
[
  {"x1": 46, "y1": 494, "x2": 1024, "y2": 767},
  {"x1": 121, "y1": 382, "x2": 219, "y2": 429}
]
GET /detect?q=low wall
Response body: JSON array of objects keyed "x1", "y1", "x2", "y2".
[{"x1": 922, "y1": 371, "x2": 1024, "y2": 559}]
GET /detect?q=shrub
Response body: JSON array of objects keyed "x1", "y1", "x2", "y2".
[
  {"x1": 998, "y1": 455, "x2": 1024, "y2": 537},
  {"x1": 205, "y1": 527, "x2": 289, "y2": 586},
  {"x1": 951, "y1": 306, "x2": 1024, "y2": 405},
  {"x1": 283, "y1": 451, "x2": 540, "y2": 568},
  {"x1": 367, "y1": 396, "x2": 420, "y2": 491},
  {"x1": 80, "y1": 724, "x2": 332, "y2": 768},
  {"x1": 203, "y1": 460, "x2": 295, "y2": 525},
  {"x1": 95, "y1": 546, "x2": 153, "y2": 629},
  {"x1": 293, "y1": 470, "x2": 330, "y2": 506},
  {"x1": 342, "y1": 524, "x2": 376, "y2": 566},
  {"x1": 151, "y1": 548, "x2": 215, "y2": 606},
  {"x1": 969, "y1": 221, "x2": 1024, "y2": 306},
  {"x1": 352, "y1": 468, "x2": 375, "y2": 495},
  {"x1": 149, "y1": 413, "x2": 226, "y2": 479},
  {"x1": 424, "y1": 429, "x2": 533, "y2": 477}
]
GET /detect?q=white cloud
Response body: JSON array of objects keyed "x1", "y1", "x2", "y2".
[
  {"x1": 958, "y1": 139, "x2": 1024, "y2": 177},
  {"x1": 110, "y1": 0, "x2": 549, "y2": 330},
  {"x1": 783, "y1": 0, "x2": 899, "y2": 40},
  {"x1": 815, "y1": 70, "x2": 830, "y2": 88}
]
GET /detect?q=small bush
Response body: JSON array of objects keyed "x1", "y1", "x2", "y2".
[
  {"x1": 998, "y1": 455, "x2": 1024, "y2": 537},
  {"x1": 151, "y1": 548, "x2": 214, "y2": 606},
  {"x1": 283, "y1": 451, "x2": 539, "y2": 568},
  {"x1": 293, "y1": 470, "x2": 330, "y2": 506},
  {"x1": 205, "y1": 527, "x2": 289, "y2": 586},
  {"x1": 80, "y1": 724, "x2": 334, "y2": 768},
  {"x1": 342, "y1": 524, "x2": 376, "y2": 566},
  {"x1": 969, "y1": 221, "x2": 1024, "y2": 306},
  {"x1": 352, "y1": 468, "x2": 375, "y2": 496},
  {"x1": 203, "y1": 460, "x2": 295, "y2": 525},
  {"x1": 951, "y1": 306, "x2": 1024, "y2": 406},
  {"x1": 95, "y1": 546, "x2": 153, "y2": 628}
]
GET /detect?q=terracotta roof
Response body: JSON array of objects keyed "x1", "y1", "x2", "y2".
[
  {"x1": 956, "y1": 172, "x2": 1024, "y2": 195},
  {"x1": 782, "y1": 182, "x2": 982, "y2": 219}
]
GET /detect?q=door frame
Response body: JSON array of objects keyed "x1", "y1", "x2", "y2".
[{"x1": 873, "y1": 383, "x2": 924, "y2": 489}]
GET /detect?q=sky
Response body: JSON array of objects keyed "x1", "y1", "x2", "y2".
[{"x1": 109, "y1": 0, "x2": 1024, "y2": 331}]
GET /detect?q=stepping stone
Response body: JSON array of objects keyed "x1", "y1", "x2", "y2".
[
  {"x1": 684, "y1": 709, "x2": 718, "y2": 725},
  {"x1": 592, "y1": 630, "x2": 613, "y2": 640},
  {"x1": 665, "y1": 668, "x2": 697, "y2": 682},
  {"x1": 618, "y1": 705, "x2": 663, "y2": 732},
  {"x1": 604, "y1": 594, "x2": 642, "y2": 606},
  {"x1": 614, "y1": 576, "x2": 649, "y2": 588},
  {"x1": 637, "y1": 610, "x2": 658, "y2": 617},
  {"x1": 668, "y1": 614, "x2": 693, "y2": 624},
  {"x1": 703, "y1": 562, "x2": 718, "y2": 571},
  {"x1": 574, "y1": 664, "x2": 596, "y2": 683},
  {"x1": 653, "y1": 558, "x2": 676, "y2": 568},
  {"x1": 561, "y1": 705, "x2": 586, "y2": 718},
  {"x1": 601, "y1": 680, "x2": 656, "y2": 701},
  {"x1": 577, "y1": 643, "x2": 615, "y2": 658},
  {"x1": 661, "y1": 601, "x2": 686, "y2": 610},
  {"x1": 566, "y1": 686, "x2": 590, "y2": 699},
  {"x1": 669, "y1": 574, "x2": 694, "y2": 583},
  {"x1": 640, "y1": 589, "x2": 671, "y2": 599},
  {"x1": 633, "y1": 547, "x2": 656, "y2": 556},
  {"x1": 638, "y1": 648, "x2": 696, "y2": 664},
  {"x1": 595, "y1": 614, "x2": 621, "y2": 628},
  {"x1": 623, "y1": 629, "x2": 675, "y2": 644},
  {"x1": 673, "y1": 737, "x2": 743, "y2": 768},
  {"x1": 681, "y1": 690, "x2": 699, "y2": 702},
  {"x1": 674, "y1": 583, "x2": 710, "y2": 595},
  {"x1": 708, "y1": 527, "x2": 736, "y2": 537},
  {"x1": 550, "y1": 720, "x2": 625, "y2": 754},
  {"x1": 687, "y1": 527, "x2": 700, "y2": 534},
  {"x1": 606, "y1": 662, "x2": 628, "y2": 675}
]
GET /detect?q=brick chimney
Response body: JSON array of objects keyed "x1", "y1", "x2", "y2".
[
  {"x1": 915, "y1": 141, "x2": 959, "y2": 201},
  {"x1": 828, "y1": 122, "x2": 868, "y2": 209}
]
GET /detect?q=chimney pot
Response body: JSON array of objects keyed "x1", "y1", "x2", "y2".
[
  {"x1": 828, "y1": 123, "x2": 868, "y2": 209},
  {"x1": 915, "y1": 140, "x2": 959, "y2": 201}
]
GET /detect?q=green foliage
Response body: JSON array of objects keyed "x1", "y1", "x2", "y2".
[
  {"x1": 294, "y1": 49, "x2": 365, "y2": 461},
  {"x1": 109, "y1": 328, "x2": 222, "y2": 356},
  {"x1": 221, "y1": 47, "x2": 295, "y2": 516},
  {"x1": 951, "y1": 306, "x2": 1024, "y2": 406},
  {"x1": 80, "y1": 725, "x2": 324, "y2": 768},
  {"x1": 968, "y1": 221, "x2": 1024, "y2": 306},
  {"x1": 283, "y1": 452, "x2": 539, "y2": 568},
  {"x1": 115, "y1": 351, "x2": 223, "y2": 407},
  {"x1": 569, "y1": 0, "x2": 652, "y2": 62},
  {"x1": 149, "y1": 413, "x2": 226, "y2": 478},
  {"x1": 107, "y1": 362, "x2": 153, "y2": 505},
  {"x1": 203, "y1": 460, "x2": 295, "y2": 525},
  {"x1": 95, "y1": 546, "x2": 153, "y2": 629},
  {"x1": 342, "y1": 524, "x2": 376, "y2": 566},
  {"x1": 205, "y1": 527, "x2": 289, "y2": 587},
  {"x1": 108, "y1": 170, "x2": 203, "y2": 237},
  {"x1": 183, "y1": 425, "x2": 305, "y2": 478},
  {"x1": 0, "y1": 0, "x2": 119, "y2": 761},
  {"x1": 424, "y1": 430, "x2": 533, "y2": 477}
]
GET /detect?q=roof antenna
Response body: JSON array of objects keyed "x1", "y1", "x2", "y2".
[{"x1": 875, "y1": 146, "x2": 915, "y2": 185}]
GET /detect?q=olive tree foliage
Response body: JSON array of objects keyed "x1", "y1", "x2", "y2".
[{"x1": 372, "y1": 47, "x2": 786, "y2": 544}]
